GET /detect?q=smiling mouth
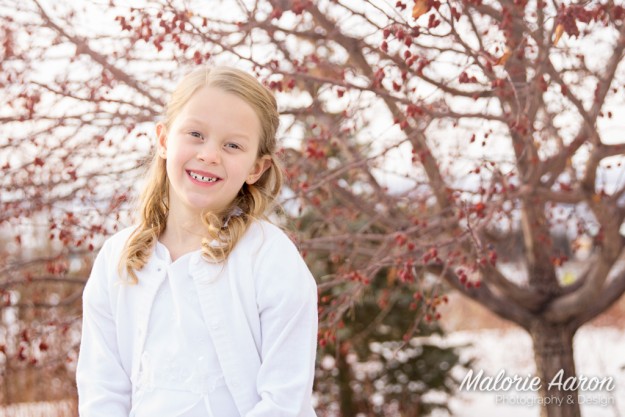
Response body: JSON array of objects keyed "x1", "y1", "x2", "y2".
[{"x1": 188, "y1": 171, "x2": 220, "y2": 183}]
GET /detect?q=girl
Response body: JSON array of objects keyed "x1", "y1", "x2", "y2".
[{"x1": 76, "y1": 67, "x2": 318, "y2": 417}]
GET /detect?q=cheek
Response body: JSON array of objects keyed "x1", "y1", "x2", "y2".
[
  {"x1": 166, "y1": 142, "x2": 188, "y2": 164},
  {"x1": 164, "y1": 152, "x2": 182, "y2": 177}
]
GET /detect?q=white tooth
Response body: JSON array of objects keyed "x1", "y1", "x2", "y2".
[{"x1": 190, "y1": 172, "x2": 217, "y2": 183}]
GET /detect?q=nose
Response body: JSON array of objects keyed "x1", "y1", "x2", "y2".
[{"x1": 197, "y1": 141, "x2": 221, "y2": 165}]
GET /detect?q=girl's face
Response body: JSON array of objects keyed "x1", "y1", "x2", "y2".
[{"x1": 157, "y1": 86, "x2": 271, "y2": 219}]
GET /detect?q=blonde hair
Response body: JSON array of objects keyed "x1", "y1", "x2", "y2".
[{"x1": 119, "y1": 66, "x2": 283, "y2": 283}]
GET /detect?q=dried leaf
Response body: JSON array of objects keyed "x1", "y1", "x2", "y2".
[
  {"x1": 386, "y1": 266, "x2": 397, "y2": 284},
  {"x1": 413, "y1": 0, "x2": 429, "y2": 19},
  {"x1": 553, "y1": 23, "x2": 564, "y2": 46},
  {"x1": 494, "y1": 48, "x2": 512, "y2": 66}
]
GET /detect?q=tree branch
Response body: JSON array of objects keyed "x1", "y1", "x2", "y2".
[
  {"x1": 435, "y1": 265, "x2": 532, "y2": 329},
  {"x1": 32, "y1": 0, "x2": 164, "y2": 108},
  {"x1": 573, "y1": 258, "x2": 625, "y2": 328},
  {"x1": 543, "y1": 252, "x2": 620, "y2": 323}
]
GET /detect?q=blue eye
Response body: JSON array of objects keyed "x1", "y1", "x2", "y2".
[
  {"x1": 225, "y1": 143, "x2": 241, "y2": 150},
  {"x1": 189, "y1": 131, "x2": 203, "y2": 139}
]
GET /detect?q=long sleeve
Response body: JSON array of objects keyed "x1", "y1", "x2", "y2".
[
  {"x1": 76, "y1": 242, "x2": 132, "y2": 417},
  {"x1": 246, "y1": 234, "x2": 318, "y2": 417}
]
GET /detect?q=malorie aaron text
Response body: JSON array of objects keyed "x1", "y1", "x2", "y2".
[{"x1": 460, "y1": 369, "x2": 615, "y2": 393}]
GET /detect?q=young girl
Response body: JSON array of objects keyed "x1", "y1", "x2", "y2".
[{"x1": 76, "y1": 67, "x2": 318, "y2": 417}]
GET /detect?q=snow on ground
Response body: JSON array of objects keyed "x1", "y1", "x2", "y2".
[
  {"x1": 432, "y1": 326, "x2": 625, "y2": 417},
  {"x1": 1, "y1": 327, "x2": 622, "y2": 417},
  {"x1": 0, "y1": 399, "x2": 74, "y2": 417}
]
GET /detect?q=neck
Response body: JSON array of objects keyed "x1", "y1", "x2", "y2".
[{"x1": 159, "y1": 202, "x2": 207, "y2": 260}]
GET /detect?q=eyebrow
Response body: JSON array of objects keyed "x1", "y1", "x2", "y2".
[{"x1": 181, "y1": 117, "x2": 253, "y2": 141}]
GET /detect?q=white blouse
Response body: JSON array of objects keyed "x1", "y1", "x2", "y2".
[
  {"x1": 130, "y1": 242, "x2": 239, "y2": 417},
  {"x1": 76, "y1": 220, "x2": 318, "y2": 417}
]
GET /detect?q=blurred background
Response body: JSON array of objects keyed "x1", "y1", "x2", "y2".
[{"x1": 1, "y1": 0, "x2": 625, "y2": 416}]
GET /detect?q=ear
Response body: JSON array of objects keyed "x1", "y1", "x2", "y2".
[
  {"x1": 246, "y1": 155, "x2": 272, "y2": 185},
  {"x1": 156, "y1": 122, "x2": 168, "y2": 159}
]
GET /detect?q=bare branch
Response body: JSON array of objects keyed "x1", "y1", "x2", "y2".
[{"x1": 572, "y1": 258, "x2": 625, "y2": 328}]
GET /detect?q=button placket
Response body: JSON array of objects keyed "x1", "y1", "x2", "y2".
[
  {"x1": 134, "y1": 263, "x2": 167, "y2": 382},
  {"x1": 134, "y1": 253, "x2": 232, "y2": 411}
]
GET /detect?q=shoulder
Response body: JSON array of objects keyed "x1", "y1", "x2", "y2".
[
  {"x1": 242, "y1": 220, "x2": 317, "y2": 307},
  {"x1": 103, "y1": 225, "x2": 137, "y2": 248},
  {"x1": 242, "y1": 220, "x2": 312, "y2": 278},
  {"x1": 240, "y1": 219, "x2": 301, "y2": 256},
  {"x1": 246, "y1": 219, "x2": 294, "y2": 242},
  {"x1": 89, "y1": 225, "x2": 141, "y2": 278},
  {"x1": 99, "y1": 225, "x2": 138, "y2": 258},
  {"x1": 83, "y1": 226, "x2": 139, "y2": 300}
]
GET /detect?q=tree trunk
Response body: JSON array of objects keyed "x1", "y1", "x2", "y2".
[
  {"x1": 336, "y1": 345, "x2": 358, "y2": 417},
  {"x1": 530, "y1": 321, "x2": 580, "y2": 417}
]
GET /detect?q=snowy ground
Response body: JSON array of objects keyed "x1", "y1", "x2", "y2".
[
  {"x1": 434, "y1": 326, "x2": 625, "y2": 417},
  {"x1": 1, "y1": 327, "x2": 623, "y2": 417}
]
